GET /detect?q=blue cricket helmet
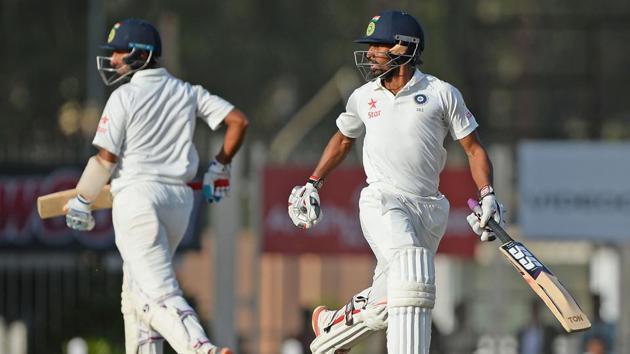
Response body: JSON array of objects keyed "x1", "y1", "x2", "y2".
[
  {"x1": 355, "y1": 10, "x2": 424, "y2": 52},
  {"x1": 101, "y1": 19, "x2": 162, "y2": 57},
  {"x1": 353, "y1": 10, "x2": 425, "y2": 81},
  {"x1": 96, "y1": 19, "x2": 162, "y2": 86}
]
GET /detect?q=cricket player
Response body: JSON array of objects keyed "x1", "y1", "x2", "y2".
[
  {"x1": 287, "y1": 10, "x2": 504, "y2": 354},
  {"x1": 64, "y1": 19, "x2": 248, "y2": 354}
]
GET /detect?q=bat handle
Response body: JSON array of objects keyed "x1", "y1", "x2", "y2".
[
  {"x1": 467, "y1": 198, "x2": 482, "y2": 214},
  {"x1": 467, "y1": 198, "x2": 513, "y2": 244},
  {"x1": 486, "y1": 218, "x2": 513, "y2": 244}
]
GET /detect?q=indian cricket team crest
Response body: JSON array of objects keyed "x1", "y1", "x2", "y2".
[
  {"x1": 414, "y1": 94, "x2": 428, "y2": 105},
  {"x1": 366, "y1": 15, "x2": 380, "y2": 36},
  {"x1": 107, "y1": 22, "x2": 121, "y2": 43}
]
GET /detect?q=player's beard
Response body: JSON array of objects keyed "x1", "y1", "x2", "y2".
[
  {"x1": 370, "y1": 61, "x2": 398, "y2": 81},
  {"x1": 369, "y1": 60, "x2": 392, "y2": 79},
  {"x1": 115, "y1": 64, "x2": 131, "y2": 75}
]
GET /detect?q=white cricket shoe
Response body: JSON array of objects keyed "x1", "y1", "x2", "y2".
[
  {"x1": 311, "y1": 306, "x2": 351, "y2": 354},
  {"x1": 208, "y1": 347, "x2": 232, "y2": 354}
]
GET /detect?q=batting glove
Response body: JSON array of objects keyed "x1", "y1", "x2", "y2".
[
  {"x1": 203, "y1": 159, "x2": 231, "y2": 203},
  {"x1": 65, "y1": 195, "x2": 95, "y2": 231},
  {"x1": 288, "y1": 182, "x2": 322, "y2": 229},
  {"x1": 467, "y1": 194, "x2": 505, "y2": 242}
]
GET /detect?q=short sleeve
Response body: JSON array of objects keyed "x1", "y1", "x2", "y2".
[
  {"x1": 194, "y1": 85, "x2": 235, "y2": 131},
  {"x1": 336, "y1": 90, "x2": 365, "y2": 138},
  {"x1": 441, "y1": 84, "x2": 479, "y2": 140},
  {"x1": 93, "y1": 89, "x2": 127, "y2": 155}
]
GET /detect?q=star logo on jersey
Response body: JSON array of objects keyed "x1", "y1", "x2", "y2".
[
  {"x1": 97, "y1": 116, "x2": 109, "y2": 133},
  {"x1": 368, "y1": 98, "x2": 377, "y2": 109}
]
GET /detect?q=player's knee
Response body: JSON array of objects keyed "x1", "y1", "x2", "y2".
[
  {"x1": 387, "y1": 247, "x2": 436, "y2": 310},
  {"x1": 361, "y1": 302, "x2": 388, "y2": 330},
  {"x1": 121, "y1": 288, "x2": 135, "y2": 315},
  {"x1": 132, "y1": 291, "x2": 212, "y2": 354},
  {"x1": 136, "y1": 291, "x2": 194, "y2": 323}
]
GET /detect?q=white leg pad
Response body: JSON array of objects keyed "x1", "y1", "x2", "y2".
[
  {"x1": 138, "y1": 321, "x2": 165, "y2": 354},
  {"x1": 122, "y1": 280, "x2": 163, "y2": 354},
  {"x1": 387, "y1": 247, "x2": 435, "y2": 354},
  {"x1": 310, "y1": 290, "x2": 387, "y2": 354},
  {"x1": 135, "y1": 292, "x2": 215, "y2": 354}
]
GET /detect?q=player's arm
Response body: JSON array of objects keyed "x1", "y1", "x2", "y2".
[
  {"x1": 311, "y1": 130, "x2": 356, "y2": 182},
  {"x1": 312, "y1": 89, "x2": 362, "y2": 184},
  {"x1": 458, "y1": 130, "x2": 492, "y2": 191},
  {"x1": 287, "y1": 130, "x2": 355, "y2": 229},
  {"x1": 215, "y1": 108, "x2": 249, "y2": 164},
  {"x1": 77, "y1": 148, "x2": 118, "y2": 201},
  {"x1": 288, "y1": 90, "x2": 361, "y2": 229},
  {"x1": 459, "y1": 130, "x2": 504, "y2": 241},
  {"x1": 203, "y1": 108, "x2": 249, "y2": 203},
  {"x1": 65, "y1": 148, "x2": 118, "y2": 231}
]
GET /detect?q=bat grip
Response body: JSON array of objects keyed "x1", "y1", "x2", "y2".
[{"x1": 486, "y1": 218, "x2": 513, "y2": 244}]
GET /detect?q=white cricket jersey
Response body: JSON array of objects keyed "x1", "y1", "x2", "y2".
[
  {"x1": 337, "y1": 69, "x2": 478, "y2": 197},
  {"x1": 93, "y1": 68, "x2": 234, "y2": 193}
]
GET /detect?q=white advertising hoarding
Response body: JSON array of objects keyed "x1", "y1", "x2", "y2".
[{"x1": 519, "y1": 142, "x2": 630, "y2": 242}]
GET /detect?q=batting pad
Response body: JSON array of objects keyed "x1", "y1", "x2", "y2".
[
  {"x1": 387, "y1": 247, "x2": 435, "y2": 354},
  {"x1": 134, "y1": 291, "x2": 216, "y2": 354},
  {"x1": 121, "y1": 270, "x2": 164, "y2": 354},
  {"x1": 122, "y1": 288, "x2": 164, "y2": 354}
]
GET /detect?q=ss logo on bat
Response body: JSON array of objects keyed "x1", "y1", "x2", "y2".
[{"x1": 507, "y1": 244, "x2": 542, "y2": 271}]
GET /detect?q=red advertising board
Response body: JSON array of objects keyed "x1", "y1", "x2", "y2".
[
  {"x1": 0, "y1": 169, "x2": 202, "y2": 251},
  {"x1": 262, "y1": 166, "x2": 479, "y2": 257}
]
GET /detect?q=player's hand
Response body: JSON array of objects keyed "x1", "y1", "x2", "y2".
[
  {"x1": 64, "y1": 195, "x2": 95, "y2": 231},
  {"x1": 203, "y1": 159, "x2": 231, "y2": 203},
  {"x1": 466, "y1": 195, "x2": 505, "y2": 242},
  {"x1": 288, "y1": 182, "x2": 322, "y2": 229},
  {"x1": 479, "y1": 194, "x2": 502, "y2": 228}
]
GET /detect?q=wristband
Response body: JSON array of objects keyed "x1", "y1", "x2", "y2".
[
  {"x1": 307, "y1": 175, "x2": 324, "y2": 190},
  {"x1": 76, "y1": 194, "x2": 91, "y2": 206},
  {"x1": 479, "y1": 185, "x2": 494, "y2": 199}
]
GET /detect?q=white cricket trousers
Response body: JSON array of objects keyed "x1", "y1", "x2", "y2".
[
  {"x1": 310, "y1": 184, "x2": 449, "y2": 354},
  {"x1": 112, "y1": 182, "x2": 193, "y2": 301},
  {"x1": 359, "y1": 183, "x2": 449, "y2": 300},
  {"x1": 359, "y1": 184, "x2": 449, "y2": 354}
]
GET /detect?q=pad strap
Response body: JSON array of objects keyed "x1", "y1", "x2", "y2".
[{"x1": 387, "y1": 281, "x2": 435, "y2": 308}]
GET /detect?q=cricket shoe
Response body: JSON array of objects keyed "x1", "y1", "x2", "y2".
[
  {"x1": 208, "y1": 347, "x2": 233, "y2": 354},
  {"x1": 310, "y1": 299, "x2": 388, "y2": 354},
  {"x1": 311, "y1": 305, "x2": 351, "y2": 354}
]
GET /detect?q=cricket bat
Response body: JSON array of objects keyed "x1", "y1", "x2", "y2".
[
  {"x1": 467, "y1": 199, "x2": 591, "y2": 333},
  {"x1": 37, "y1": 182, "x2": 203, "y2": 219}
]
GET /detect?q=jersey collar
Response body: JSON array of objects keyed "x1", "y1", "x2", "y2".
[
  {"x1": 372, "y1": 69, "x2": 425, "y2": 92},
  {"x1": 130, "y1": 67, "x2": 169, "y2": 82}
]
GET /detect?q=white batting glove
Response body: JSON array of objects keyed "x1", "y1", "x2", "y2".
[
  {"x1": 466, "y1": 194, "x2": 505, "y2": 242},
  {"x1": 479, "y1": 194, "x2": 501, "y2": 228},
  {"x1": 203, "y1": 159, "x2": 230, "y2": 203},
  {"x1": 65, "y1": 195, "x2": 95, "y2": 231},
  {"x1": 288, "y1": 182, "x2": 322, "y2": 229}
]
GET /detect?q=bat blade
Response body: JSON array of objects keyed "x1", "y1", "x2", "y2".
[
  {"x1": 37, "y1": 185, "x2": 113, "y2": 219},
  {"x1": 500, "y1": 241, "x2": 591, "y2": 332}
]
